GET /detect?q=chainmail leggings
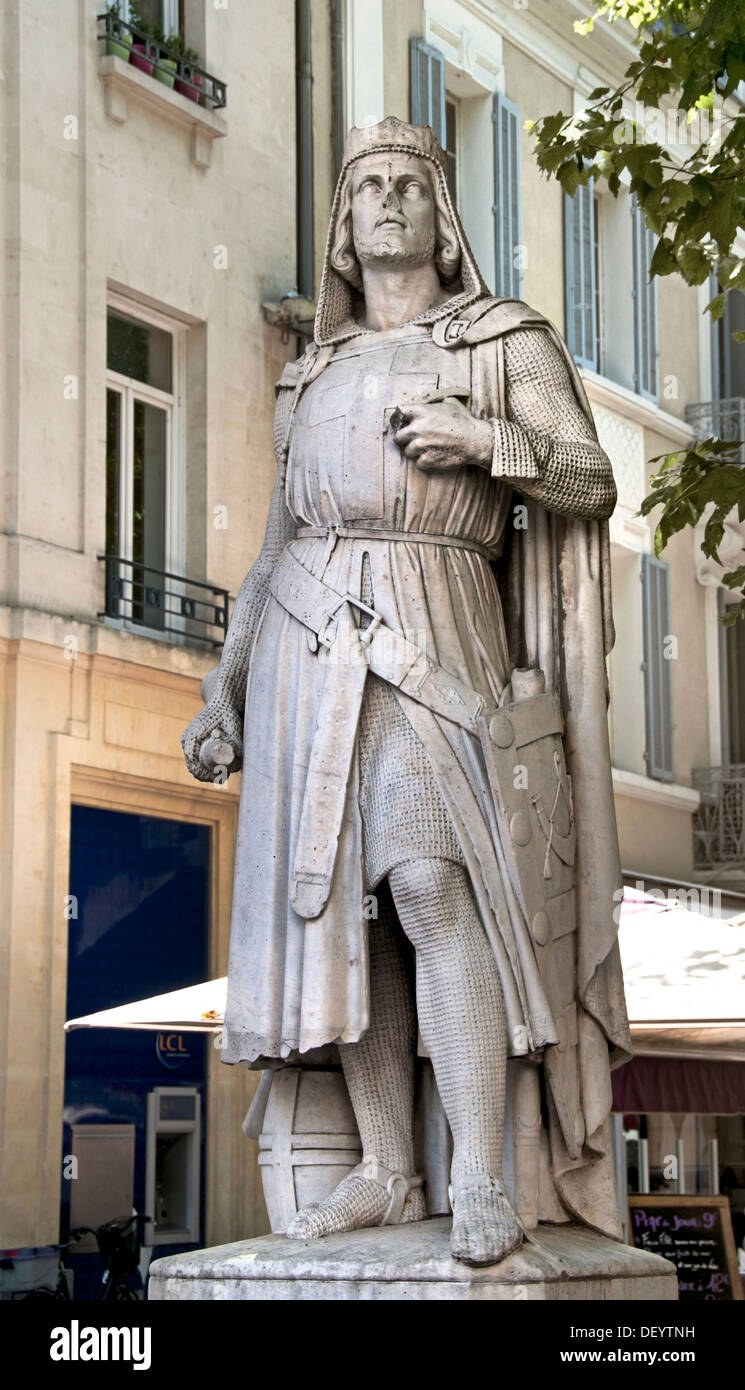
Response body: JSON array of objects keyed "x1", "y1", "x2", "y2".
[{"x1": 339, "y1": 858, "x2": 507, "y2": 1186}]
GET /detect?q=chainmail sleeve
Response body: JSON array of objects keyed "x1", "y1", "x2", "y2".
[
  {"x1": 490, "y1": 326, "x2": 616, "y2": 520},
  {"x1": 209, "y1": 383, "x2": 297, "y2": 713}
]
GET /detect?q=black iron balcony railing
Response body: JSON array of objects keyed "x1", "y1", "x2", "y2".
[
  {"x1": 97, "y1": 11, "x2": 227, "y2": 109},
  {"x1": 685, "y1": 397, "x2": 745, "y2": 463},
  {"x1": 692, "y1": 764, "x2": 745, "y2": 871},
  {"x1": 99, "y1": 555, "x2": 229, "y2": 647}
]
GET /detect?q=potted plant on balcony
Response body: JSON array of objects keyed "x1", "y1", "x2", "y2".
[
  {"x1": 154, "y1": 61, "x2": 178, "y2": 91},
  {"x1": 104, "y1": 3, "x2": 133, "y2": 62},
  {"x1": 167, "y1": 35, "x2": 204, "y2": 103},
  {"x1": 124, "y1": 2, "x2": 163, "y2": 80},
  {"x1": 123, "y1": 4, "x2": 180, "y2": 89}
]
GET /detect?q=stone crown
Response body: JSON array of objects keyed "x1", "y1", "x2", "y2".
[{"x1": 342, "y1": 117, "x2": 445, "y2": 170}]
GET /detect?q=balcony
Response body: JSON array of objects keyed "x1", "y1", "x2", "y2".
[
  {"x1": 692, "y1": 765, "x2": 745, "y2": 874},
  {"x1": 99, "y1": 555, "x2": 229, "y2": 648},
  {"x1": 97, "y1": 12, "x2": 227, "y2": 108},
  {"x1": 97, "y1": 12, "x2": 227, "y2": 166},
  {"x1": 685, "y1": 397, "x2": 745, "y2": 462}
]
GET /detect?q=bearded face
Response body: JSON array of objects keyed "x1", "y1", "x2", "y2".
[{"x1": 350, "y1": 152, "x2": 438, "y2": 270}]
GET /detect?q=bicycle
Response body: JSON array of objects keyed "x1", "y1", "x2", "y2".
[{"x1": 9, "y1": 1213, "x2": 151, "y2": 1301}]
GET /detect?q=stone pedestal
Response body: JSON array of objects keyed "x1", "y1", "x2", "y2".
[{"x1": 149, "y1": 1218, "x2": 677, "y2": 1301}]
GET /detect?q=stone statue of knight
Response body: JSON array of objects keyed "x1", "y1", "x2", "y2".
[{"x1": 182, "y1": 117, "x2": 631, "y2": 1266}]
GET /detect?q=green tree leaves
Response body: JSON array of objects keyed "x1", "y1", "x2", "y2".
[
  {"x1": 641, "y1": 440, "x2": 745, "y2": 617},
  {"x1": 528, "y1": 0, "x2": 745, "y2": 618}
]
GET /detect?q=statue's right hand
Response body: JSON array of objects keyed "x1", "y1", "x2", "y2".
[{"x1": 181, "y1": 697, "x2": 244, "y2": 783}]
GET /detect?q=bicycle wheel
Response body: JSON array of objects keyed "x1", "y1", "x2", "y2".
[{"x1": 114, "y1": 1283, "x2": 140, "y2": 1301}]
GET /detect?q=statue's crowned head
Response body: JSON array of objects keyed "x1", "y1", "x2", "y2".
[
  {"x1": 330, "y1": 119, "x2": 461, "y2": 289},
  {"x1": 315, "y1": 117, "x2": 488, "y2": 345}
]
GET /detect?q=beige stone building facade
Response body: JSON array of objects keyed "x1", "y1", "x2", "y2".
[
  {"x1": 0, "y1": 0, "x2": 305, "y2": 1251},
  {"x1": 1, "y1": 0, "x2": 742, "y2": 1255}
]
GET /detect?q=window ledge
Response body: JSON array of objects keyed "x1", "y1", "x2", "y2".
[
  {"x1": 100, "y1": 614, "x2": 223, "y2": 653},
  {"x1": 581, "y1": 369, "x2": 694, "y2": 447},
  {"x1": 98, "y1": 54, "x2": 227, "y2": 168},
  {"x1": 612, "y1": 766, "x2": 701, "y2": 812}
]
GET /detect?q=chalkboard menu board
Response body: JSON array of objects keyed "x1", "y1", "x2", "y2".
[{"x1": 628, "y1": 1195, "x2": 743, "y2": 1301}]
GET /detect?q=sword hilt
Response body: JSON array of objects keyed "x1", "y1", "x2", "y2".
[{"x1": 199, "y1": 731, "x2": 236, "y2": 771}]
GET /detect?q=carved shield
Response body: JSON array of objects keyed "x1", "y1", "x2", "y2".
[{"x1": 477, "y1": 676, "x2": 584, "y2": 1158}]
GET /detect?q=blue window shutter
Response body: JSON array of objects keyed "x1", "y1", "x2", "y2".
[
  {"x1": 710, "y1": 270, "x2": 721, "y2": 401},
  {"x1": 642, "y1": 553, "x2": 674, "y2": 781},
  {"x1": 632, "y1": 199, "x2": 658, "y2": 400},
  {"x1": 492, "y1": 92, "x2": 523, "y2": 299},
  {"x1": 564, "y1": 181, "x2": 597, "y2": 370},
  {"x1": 409, "y1": 37, "x2": 446, "y2": 149}
]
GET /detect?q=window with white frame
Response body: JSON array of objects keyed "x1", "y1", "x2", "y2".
[
  {"x1": 409, "y1": 36, "x2": 523, "y2": 295},
  {"x1": 566, "y1": 181, "x2": 659, "y2": 402},
  {"x1": 711, "y1": 276, "x2": 745, "y2": 401},
  {"x1": 632, "y1": 198, "x2": 658, "y2": 400},
  {"x1": 119, "y1": 0, "x2": 180, "y2": 40},
  {"x1": 564, "y1": 181, "x2": 599, "y2": 372},
  {"x1": 105, "y1": 300, "x2": 184, "y2": 634}
]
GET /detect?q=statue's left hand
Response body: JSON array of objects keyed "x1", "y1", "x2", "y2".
[{"x1": 392, "y1": 397, "x2": 493, "y2": 472}]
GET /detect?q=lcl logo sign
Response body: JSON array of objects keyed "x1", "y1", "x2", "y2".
[{"x1": 156, "y1": 1032, "x2": 189, "y2": 1069}]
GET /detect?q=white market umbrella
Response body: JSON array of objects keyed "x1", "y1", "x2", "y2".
[
  {"x1": 619, "y1": 900, "x2": 745, "y2": 1059},
  {"x1": 65, "y1": 977, "x2": 227, "y2": 1034},
  {"x1": 64, "y1": 893, "x2": 745, "y2": 1058}
]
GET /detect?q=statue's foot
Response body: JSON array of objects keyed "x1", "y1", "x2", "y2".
[
  {"x1": 449, "y1": 1174, "x2": 523, "y2": 1267},
  {"x1": 286, "y1": 1158, "x2": 426, "y2": 1241}
]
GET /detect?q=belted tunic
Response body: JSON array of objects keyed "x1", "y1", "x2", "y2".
[{"x1": 222, "y1": 321, "x2": 559, "y2": 1065}]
